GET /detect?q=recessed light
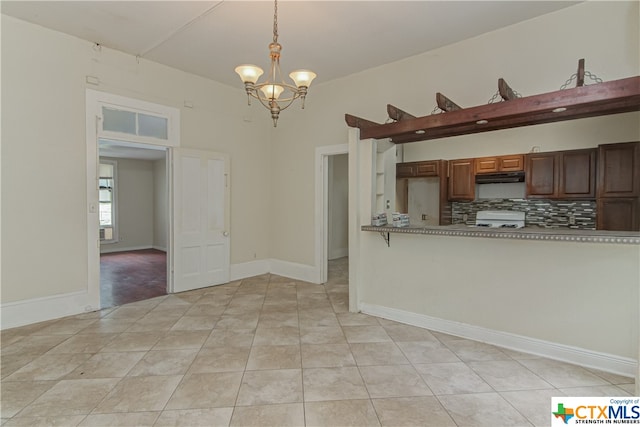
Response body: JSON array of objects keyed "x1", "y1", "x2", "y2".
[
  {"x1": 476, "y1": 120, "x2": 488, "y2": 125},
  {"x1": 552, "y1": 107, "x2": 567, "y2": 113},
  {"x1": 415, "y1": 130, "x2": 426, "y2": 134}
]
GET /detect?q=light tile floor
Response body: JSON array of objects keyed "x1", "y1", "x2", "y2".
[{"x1": 1, "y1": 257, "x2": 635, "y2": 426}]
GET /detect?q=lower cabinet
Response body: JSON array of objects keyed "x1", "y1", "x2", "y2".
[{"x1": 597, "y1": 198, "x2": 640, "y2": 231}]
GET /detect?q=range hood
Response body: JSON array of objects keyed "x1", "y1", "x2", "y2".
[{"x1": 475, "y1": 171, "x2": 525, "y2": 184}]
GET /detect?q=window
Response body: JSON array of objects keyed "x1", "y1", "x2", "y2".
[
  {"x1": 102, "y1": 107, "x2": 168, "y2": 140},
  {"x1": 99, "y1": 160, "x2": 117, "y2": 243}
]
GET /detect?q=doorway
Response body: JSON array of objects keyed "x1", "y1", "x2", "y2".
[
  {"x1": 327, "y1": 153, "x2": 349, "y2": 279},
  {"x1": 315, "y1": 144, "x2": 349, "y2": 284},
  {"x1": 98, "y1": 139, "x2": 169, "y2": 308}
]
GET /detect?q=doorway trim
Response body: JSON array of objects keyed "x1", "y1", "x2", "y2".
[
  {"x1": 314, "y1": 144, "x2": 348, "y2": 284},
  {"x1": 86, "y1": 89, "x2": 180, "y2": 311}
]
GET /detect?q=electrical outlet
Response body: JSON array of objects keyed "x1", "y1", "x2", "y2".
[
  {"x1": 568, "y1": 215, "x2": 576, "y2": 225},
  {"x1": 422, "y1": 214, "x2": 427, "y2": 220},
  {"x1": 463, "y1": 213, "x2": 468, "y2": 222}
]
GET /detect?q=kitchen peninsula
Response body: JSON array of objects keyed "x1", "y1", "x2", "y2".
[{"x1": 348, "y1": 131, "x2": 639, "y2": 386}]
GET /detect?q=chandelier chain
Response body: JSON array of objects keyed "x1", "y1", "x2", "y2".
[{"x1": 273, "y1": 0, "x2": 279, "y2": 43}]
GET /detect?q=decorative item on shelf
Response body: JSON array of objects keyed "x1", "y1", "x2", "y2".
[
  {"x1": 234, "y1": 0, "x2": 316, "y2": 127},
  {"x1": 371, "y1": 213, "x2": 388, "y2": 227},
  {"x1": 392, "y1": 213, "x2": 410, "y2": 228}
]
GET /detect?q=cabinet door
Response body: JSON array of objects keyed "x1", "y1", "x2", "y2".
[
  {"x1": 416, "y1": 161, "x2": 439, "y2": 177},
  {"x1": 396, "y1": 163, "x2": 416, "y2": 178},
  {"x1": 597, "y1": 142, "x2": 640, "y2": 198},
  {"x1": 597, "y1": 198, "x2": 639, "y2": 231},
  {"x1": 558, "y1": 149, "x2": 596, "y2": 199},
  {"x1": 499, "y1": 155, "x2": 524, "y2": 172},
  {"x1": 475, "y1": 157, "x2": 499, "y2": 174},
  {"x1": 526, "y1": 153, "x2": 556, "y2": 198},
  {"x1": 448, "y1": 159, "x2": 475, "y2": 201}
]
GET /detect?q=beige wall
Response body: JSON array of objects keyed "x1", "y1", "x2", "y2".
[
  {"x1": 153, "y1": 159, "x2": 168, "y2": 251},
  {"x1": 1, "y1": 14, "x2": 271, "y2": 303},
  {"x1": 99, "y1": 158, "x2": 154, "y2": 253},
  {"x1": 359, "y1": 231, "x2": 639, "y2": 360},
  {"x1": 328, "y1": 154, "x2": 349, "y2": 260}
]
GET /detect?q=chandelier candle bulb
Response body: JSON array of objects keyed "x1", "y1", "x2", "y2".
[
  {"x1": 289, "y1": 70, "x2": 317, "y2": 88},
  {"x1": 260, "y1": 84, "x2": 284, "y2": 100},
  {"x1": 235, "y1": 65, "x2": 264, "y2": 84}
]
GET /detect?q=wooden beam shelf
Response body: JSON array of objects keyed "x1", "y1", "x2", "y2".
[{"x1": 345, "y1": 71, "x2": 640, "y2": 144}]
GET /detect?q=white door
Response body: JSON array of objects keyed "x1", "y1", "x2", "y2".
[{"x1": 172, "y1": 148, "x2": 230, "y2": 293}]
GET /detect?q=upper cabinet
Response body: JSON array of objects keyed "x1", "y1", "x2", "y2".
[
  {"x1": 525, "y1": 148, "x2": 596, "y2": 199},
  {"x1": 396, "y1": 160, "x2": 441, "y2": 178},
  {"x1": 474, "y1": 154, "x2": 524, "y2": 174},
  {"x1": 558, "y1": 149, "x2": 597, "y2": 199},
  {"x1": 525, "y1": 153, "x2": 556, "y2": 197},
  {"x1": 448, "y1": 158, "x2": 475, "y2": 201},
  {"x1": 597, "y1": 142, "x2": 640, "y2": 198},
  {"x1": 596, "y1": 141, "x2": 640, "y2": 231}
]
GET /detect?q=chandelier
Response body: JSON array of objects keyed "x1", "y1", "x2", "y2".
[{"x1": 234, "y1": 0, "x2": 316, "y2": 127}]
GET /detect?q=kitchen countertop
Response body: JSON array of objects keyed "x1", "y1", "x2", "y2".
[{"x1": 361, "y1": 224, "x2": 640, "y2": 245}]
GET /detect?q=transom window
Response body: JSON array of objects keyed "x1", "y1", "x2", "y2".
[{"x1": 102, "y1": 106, "x2": 168, "y2": 140}]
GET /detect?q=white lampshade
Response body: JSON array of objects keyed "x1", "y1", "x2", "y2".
[
  {"x1": 235, "y1": 65, "x2": 264, "y2": 84},
  {"x1": 260, "y1": 84, "x2": 284, "y2": 100},
  {"x1": 289, "y1": 69, "x2": 316, "y2": 88}
]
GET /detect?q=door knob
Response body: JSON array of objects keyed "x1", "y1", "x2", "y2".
[{"x1": 223, "y1": 231, "x2": 229, "y2": 237}]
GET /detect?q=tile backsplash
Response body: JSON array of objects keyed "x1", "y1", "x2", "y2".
[{"x1": 452, "y1": 199, "x2": 596, "y2": 229}]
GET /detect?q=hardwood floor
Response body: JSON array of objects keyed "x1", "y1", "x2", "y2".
[{"x1": 100, "y1": 249, "x2": 167, "y2": 308}]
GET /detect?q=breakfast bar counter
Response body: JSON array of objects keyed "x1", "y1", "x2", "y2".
[{"x1": 361, "y1": 224, "x2": 640, "y2": 245}]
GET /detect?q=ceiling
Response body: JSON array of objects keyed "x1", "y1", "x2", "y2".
[{"x1": 2, "y1": 1, "x2": 581, "y2": 89}]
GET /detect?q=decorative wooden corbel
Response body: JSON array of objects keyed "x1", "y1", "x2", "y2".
[
  {"x1": 344, "y1": 113, "x2": 381, "y2": 130},
  {"x1": 498, "y1": 78, "x2": 517, "y2": 101},
  {"x1": 577, "y1": 58, "x2": 585, "y2": 87},
  {"x1": 387, "y1": 104, "x2": 416, "y2": 121},
  {"x1": 435, "y1": 93, "x2": 462, "y2": 111}
]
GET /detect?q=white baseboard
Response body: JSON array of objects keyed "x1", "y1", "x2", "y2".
[
  {"x1": 152, "y1": 245, "x2": 167, "y2": 252},
  {"x1": 100, "y1": 245, "x2": 153, "y2": 254},
  {"x1": 269, "y1": 259, "x2": 320, "y2": 284},
  {"x1": 328, "y1": 247, "x2": 348, "y2": 260},
  {"x1": 230, "y1": 260, "x2": 270, "y2": 281},
  {"x1": 361, "y1": 303, "x2": 638, "y2": 378},
  {"x1": 2, "y1": 258, "x2": 318, "y2": 330},
  {"x1": 1, "y1": 291, "x2": 93, "y2": 330}
]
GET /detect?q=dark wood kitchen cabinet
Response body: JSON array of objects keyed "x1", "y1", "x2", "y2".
[
  {"x1": 525, "y1": 153, "x2": 556, "y2": 197},
  {"x1": 525, "y1": 148, "x2": 596, "y2": 199},
  {"x1": 396, "y1": 160, "x2": 441, "y2": 178},
  {"x1": 448, "y1": 158, "x2": 475, "y2": 201},
  {"x1": 558, "y1": 149, "x2": 597, "y2": 199},
  {"x1": 597, "y1": 198, "x2": 639, "y2": 231},
  {"x1": 597, "y1": 141, "x2": 640, "y2": 231},
  {"x1": 475, "y1": 154, "x2": 524, "y2": 174},
  {"x1": 597, "y1": 142, "x2": 640, "y2": 198}
]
